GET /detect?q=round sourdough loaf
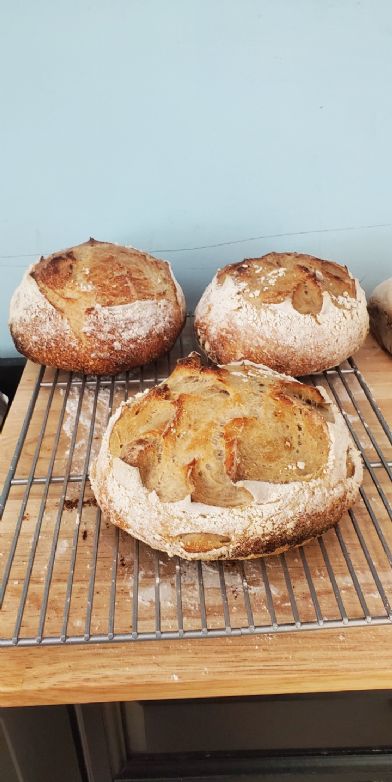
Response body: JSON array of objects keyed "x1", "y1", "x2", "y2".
[
  {"x1": 90, "y1": 353, "x2": 362, "y2": 561},
  {"x1": 9, "y1": 239, "x2": 186, "y2": 375},
  {"x1": 368, "y1": 277, "x2": 392, "y2": 355},
  {"x1": 194, "y1": 252, "x2": 368, "y2": 376}
]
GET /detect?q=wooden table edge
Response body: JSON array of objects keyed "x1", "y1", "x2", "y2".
[
  {"x1": 1, "y1": 625, "x2": 392, "y2": 707},
  {"x1": 1, "y1": 337, "x2": 391, "y2": 707}
]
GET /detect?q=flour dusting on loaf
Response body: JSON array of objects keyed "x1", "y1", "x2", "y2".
[
  {"x1": 90, "y1": 354, "x2": 362, "y2": 560},
  {"x1": 194, "y1": 252, "x2": 369, "y2": 375},
  {"x1": 9, "y1": 239, "x2": 186, "y2": 374}
]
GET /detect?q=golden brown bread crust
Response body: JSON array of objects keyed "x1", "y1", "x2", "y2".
[
  {"x1": 9, "y1": 239, "x2": 186, "y2": 375},
  {"x1": 90, "y1": 353, "x2": 363, "y2": 561},
  {"x1": 216, "y1": 252, "x2": 357, "y2": 311},
  {"x1": 194, "y1": 252, "x2": 369, "y2": 376},
  {"x1": 109, "y1": 353, "x2": 331, "y2": 506}
]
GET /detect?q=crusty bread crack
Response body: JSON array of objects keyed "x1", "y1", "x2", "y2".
[
  {"x1": 9, "y1": 239, "x2": 186, "y2": 375},
  {"x1": 195, "y1": 252, "x2": 368, "y2": 376},
  {"x1": 216, "y1": 252, "x2": 356, "y2": 315},
  {"x1": 91, "y1": 353, "x2": 363, "y2": 560},
  {"x1": 110, "y1": 353, "x2": 330, "y2": 506}
]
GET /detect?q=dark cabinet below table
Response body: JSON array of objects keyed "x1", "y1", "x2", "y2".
[{"x1": 3, "y1": 692, "x2": 392, "y2": 782}]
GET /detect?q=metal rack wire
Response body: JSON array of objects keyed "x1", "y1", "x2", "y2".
[{"x1": 0, "y1": 318, "x2": 391, "y2": 646}]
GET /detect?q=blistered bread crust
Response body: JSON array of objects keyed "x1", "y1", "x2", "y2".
[
  {"x1": 194, "y1": 252, "x2": 369, "y2": 376},
  {"x1": 9, "y1": 239, "x2": 186, "y2": 375},
  {"x1": 90, "y1": 354, "x2": 362, "y2": 560}
]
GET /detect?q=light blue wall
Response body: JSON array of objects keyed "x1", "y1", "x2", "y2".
[{"x1": 1, "y1": 0, "x2": 391, "y2": 357}]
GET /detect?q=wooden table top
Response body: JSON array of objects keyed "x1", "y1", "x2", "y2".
[{"x1": 1, "y1": 334, "x2": 391, "y2": 707}]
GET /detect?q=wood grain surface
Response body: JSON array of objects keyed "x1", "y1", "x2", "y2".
[{"x1": 0, "y1": 334, "x2": 391, "y2": 707}]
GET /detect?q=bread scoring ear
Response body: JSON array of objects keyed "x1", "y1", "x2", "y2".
[{"x1": 109, "y1": 355, "x2": 331, "y2": 506}]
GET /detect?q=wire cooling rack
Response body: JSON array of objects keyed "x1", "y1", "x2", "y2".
[{"x1": 0, "y1": 318, "x2": 391, "y2": 646}]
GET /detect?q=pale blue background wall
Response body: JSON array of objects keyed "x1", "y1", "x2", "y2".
[{"x1": 1, "y1": 0, "x2": 391, "y2": 357}]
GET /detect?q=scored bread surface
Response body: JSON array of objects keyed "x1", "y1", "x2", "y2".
[
  {"x1": 9, "y1": 239, "x2": 186, "y2": 374},
  {"x1": 194, "y1": 252, "x2": 369, "y2": 375},
  {"x1": 90, "y1": 353, "x2": 362, "y2": 560}
]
